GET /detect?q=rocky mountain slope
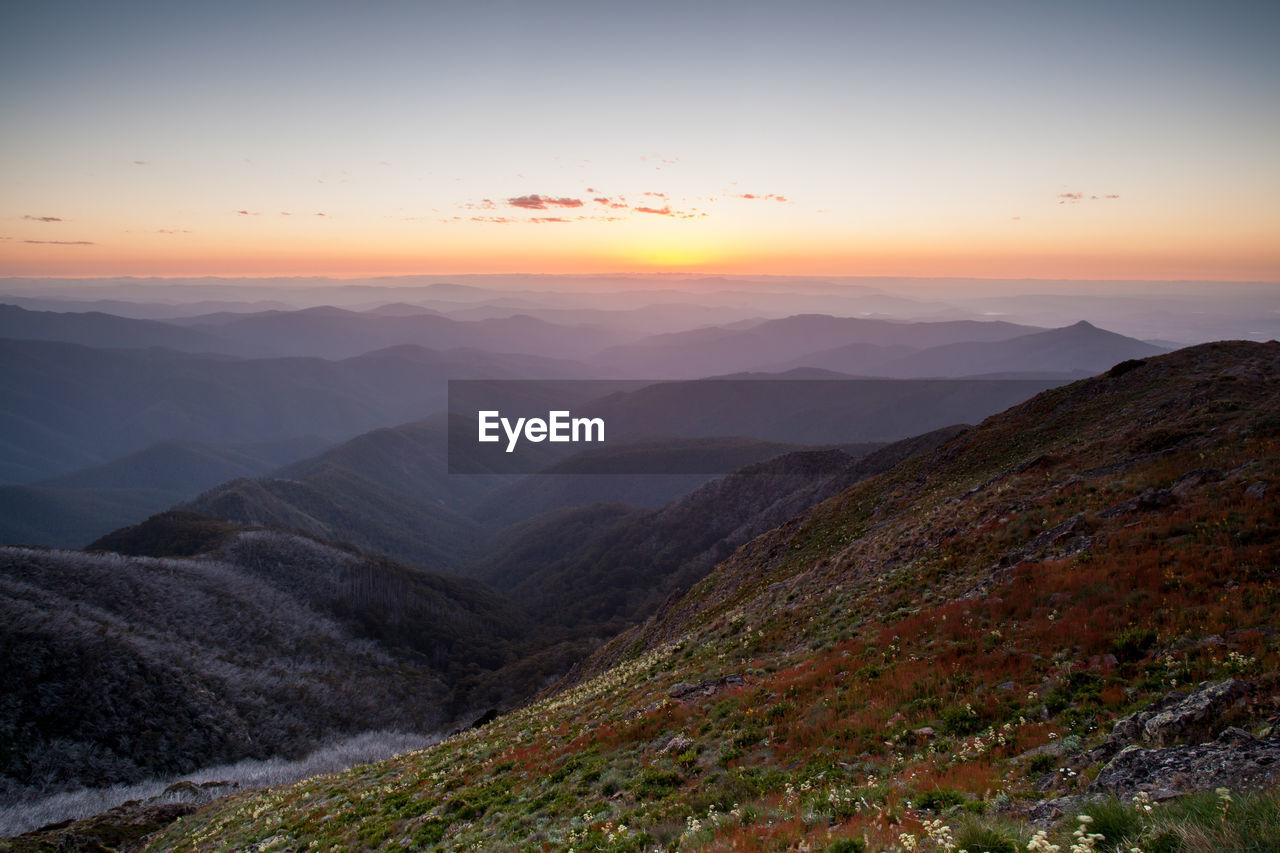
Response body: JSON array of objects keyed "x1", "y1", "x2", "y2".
[{"x1": 80, "y1": 340, "x2": 1278, "y2": 853}]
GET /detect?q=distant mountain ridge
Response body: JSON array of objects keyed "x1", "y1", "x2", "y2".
[
  {"x1": 596, "y1": 314, "x2": 1043, "y2": 377},
  {"x1": 0, "y1": 339, "x2": 584, "y2": 483},
  {"x1": 0, "y1": 303, "x2": 228, "y2": 352},
  {"x1": 0, "y1": 437, "x2": 329, "y2": 548}
]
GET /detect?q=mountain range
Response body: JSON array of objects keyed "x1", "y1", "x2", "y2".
[{"x1": 81, "y1": 338, "x2": 1276, "y2": 853}]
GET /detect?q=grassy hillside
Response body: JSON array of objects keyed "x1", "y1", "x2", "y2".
[{"x1": 18, "y1": 342, "x2": 1280, "y2": 852}]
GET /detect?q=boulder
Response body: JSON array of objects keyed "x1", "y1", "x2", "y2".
[
  {"x1": 1091, "y1": 726, "x2": 1280, "y2": 798},
  {"x1": 1100, "y1": 679, "x2": 1249, "y2": 756},
  {"x1": 1142, "y1": 679, "x2": 1250, "y2": 747}
]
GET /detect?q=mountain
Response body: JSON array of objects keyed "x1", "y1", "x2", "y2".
[
  {"x1": 179, "y1": 429, "x2": 806, "y2": 569},
  {"x1": 0, "y1": 437, "x2": 330, "y2": 548},
  {"x1": 176, "y1": 417, "x2": 514, "y2": 572},
  {"x1": 180, "y1": 306, "x2": 637, "y2": 360},
  {"x1": 181, "y1": 470, "x2": 486, "y2": 575},
  {"x1": 0, "y1": 295, "x2": 299, "y2": 320},
  {"x1": 577, "y1": 375, "x2": 1066, "y2": 445},
  {"x1": 596, "y1": 314, "x2": 1041, "y2": 377},
  {"x1": 0, "y1": 304, "x2": 228, "y2": 352},
  {"x1": 468, "y1": 436, "x2": 815, "y2": 529},
  {"x1": 122, "y1": 341, "x2": 1280, "y2": 852},
  {"x1": 471, "y1": 428, "x2": 961, "y2": 641},
  {"x1": 863, "y1": 320, "x2": 1167, "y2": 378},
  {"x1": 0, "y1": 526, "x2": 530, "y2": 804},
  {"x1": 0, "y1": 340, "x2": 583, "y2": 483}
]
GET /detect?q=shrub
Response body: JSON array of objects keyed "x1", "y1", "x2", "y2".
[
  {"x1": 1085, "y1": 797, "x2": 1144, "y2": 845},
  {"x1": 1111, "y1": 626, "x2": 1157, "y2": 662},
  {"x1": 916, "y1": 787, "x2": 967, "y2": 812},
  {"x1": 822, "y1": 839, "x2": 866, "y2": 853},
  {"x1": 633, "y1": 768, "x2": 683, "y2": 799},
  {"x1": 954, "y1": 823, "x2": 1017, "y2": 853},
  {"x1": 940, "y1": 704, "x2": 984, "y2": 736}
]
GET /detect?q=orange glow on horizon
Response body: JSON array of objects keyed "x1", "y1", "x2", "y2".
[{"x1": 4, "y1": 242, "x2": 1277, "y2": 282}]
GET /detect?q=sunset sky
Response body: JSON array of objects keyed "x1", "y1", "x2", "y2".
[{"x1": 2, "y1": 0, "x2": 1278, "y2": 280}]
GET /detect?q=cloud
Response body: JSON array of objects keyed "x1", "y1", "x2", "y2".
[
  {"x1": 1058, "y1": 191, "x2": 1119, "y2": 204},
  {"x1": 280, "y1": 211, "x2": 292, "y2": 216},
  {"x1": 23, "y1": 215, "x2": 62, "y2": 222},
  {"x1": 640, "y1": 155, "x2": 679, "y2": 170},
  {"x1": 315, "y1": 212, "x2": 326, "y2": 217},
  {"x1": 156, "y1": 228, "x2": 192, "y2": 234},
  {"x1": 236, "y1": 210, "x2": 261, "y2": 216},
  {"x1": 132, "y1": 160, "x2": 149, "y2": 166},
  {"x1": 732, "y1": 193, "x2": 789, "y2": 203},
  {"x1": 24, "y1": 240, "x2": 94, "y2": 245},
  {"x1": 471, "y1": 216, "x2": 515, "y2": 224},
  {"x1": 634, "y1": 206, "x2": 673, "y2": 216},
  {"x1": 508, "y1": 194, "x2": 584, "y2": 210},
  {"x1": 530, "y1": 216, "x2": 572, "y2": 223}
]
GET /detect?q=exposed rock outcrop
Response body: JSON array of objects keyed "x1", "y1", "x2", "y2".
[
  {"x1": 1091, "y1": 726, "x2": 1280, "y2": 798},
  {"x1": 1099, "y1": 679, "x2": 1250, "y2": 756}
]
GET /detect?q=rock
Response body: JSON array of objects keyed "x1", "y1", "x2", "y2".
[
  {"x1": 1142, "y1": 679, "x2": 1250, "y2": 747},
  {"x1": 1091, "y1": 726, "x2": 1280, "y2": 797},
  {"x1": 1101, "y1": 680, "x2": 1249, "y2": 757},
  {"x1": 1245, "y1": 481, "x2": 1268, "y2": 500},
  {"x1": 1013, "y1": 742, "x2": 1064, "y2": 763},
  {"x1": 16, "y1": 800, "x2": 198, "y2": 851},
  {"x1": 1171, "y1": 468, "x2": 1222, "y2": 495},
  {"x1": 470, "y1": 707, "x2": 501, "y2": 729},
  {"x1": 1028, "y1": 794, "x2": 1100, "y2": 826},
  {"x1": 912, "y1": 726, "x2": 936, "y2": 739},
  {"x1": 159, "y1": 779, "x2": 240, "y2": 805},
  {"x1": 1099, "y1": 488, "x2": 1176, "y2": 519},
  {"x1": 668, "y1": 674, "x2": 744, "y2": 701}
]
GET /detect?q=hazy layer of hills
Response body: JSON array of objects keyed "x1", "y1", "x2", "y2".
[
  {"x1": 0, "y1": 437, "x2": 329, "y2": 549},
  {"x1": 5, "y1": 274, "x2": 1274, "y2": 343},
  {"x1": 595, "y1": 314, "x2": 1043, "y2": 377},
  {"x1": 96, "y1": 339, "x2": 1279, "y2": 853},
  {"x1": 0, "y1": 339, "x2": 581, "y2": 483}
]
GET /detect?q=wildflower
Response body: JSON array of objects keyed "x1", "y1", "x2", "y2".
[
  {"x1": 1217, "y1": 787, "x2": 1232, "y2": 822},
  {"x1": 923, "y1": 817, "x2": 955, "y2": 852},
  {"x1": 1069, "y1": 814, "x2": 1104, "y2": 853},
  {"x1": 1026, "y1": 834, "x2": 1060, "y2": 853}
]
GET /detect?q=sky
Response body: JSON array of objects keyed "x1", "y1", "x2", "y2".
[{"x1": 2, "y1": 0, "x2": 1278, "y2": 280}]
